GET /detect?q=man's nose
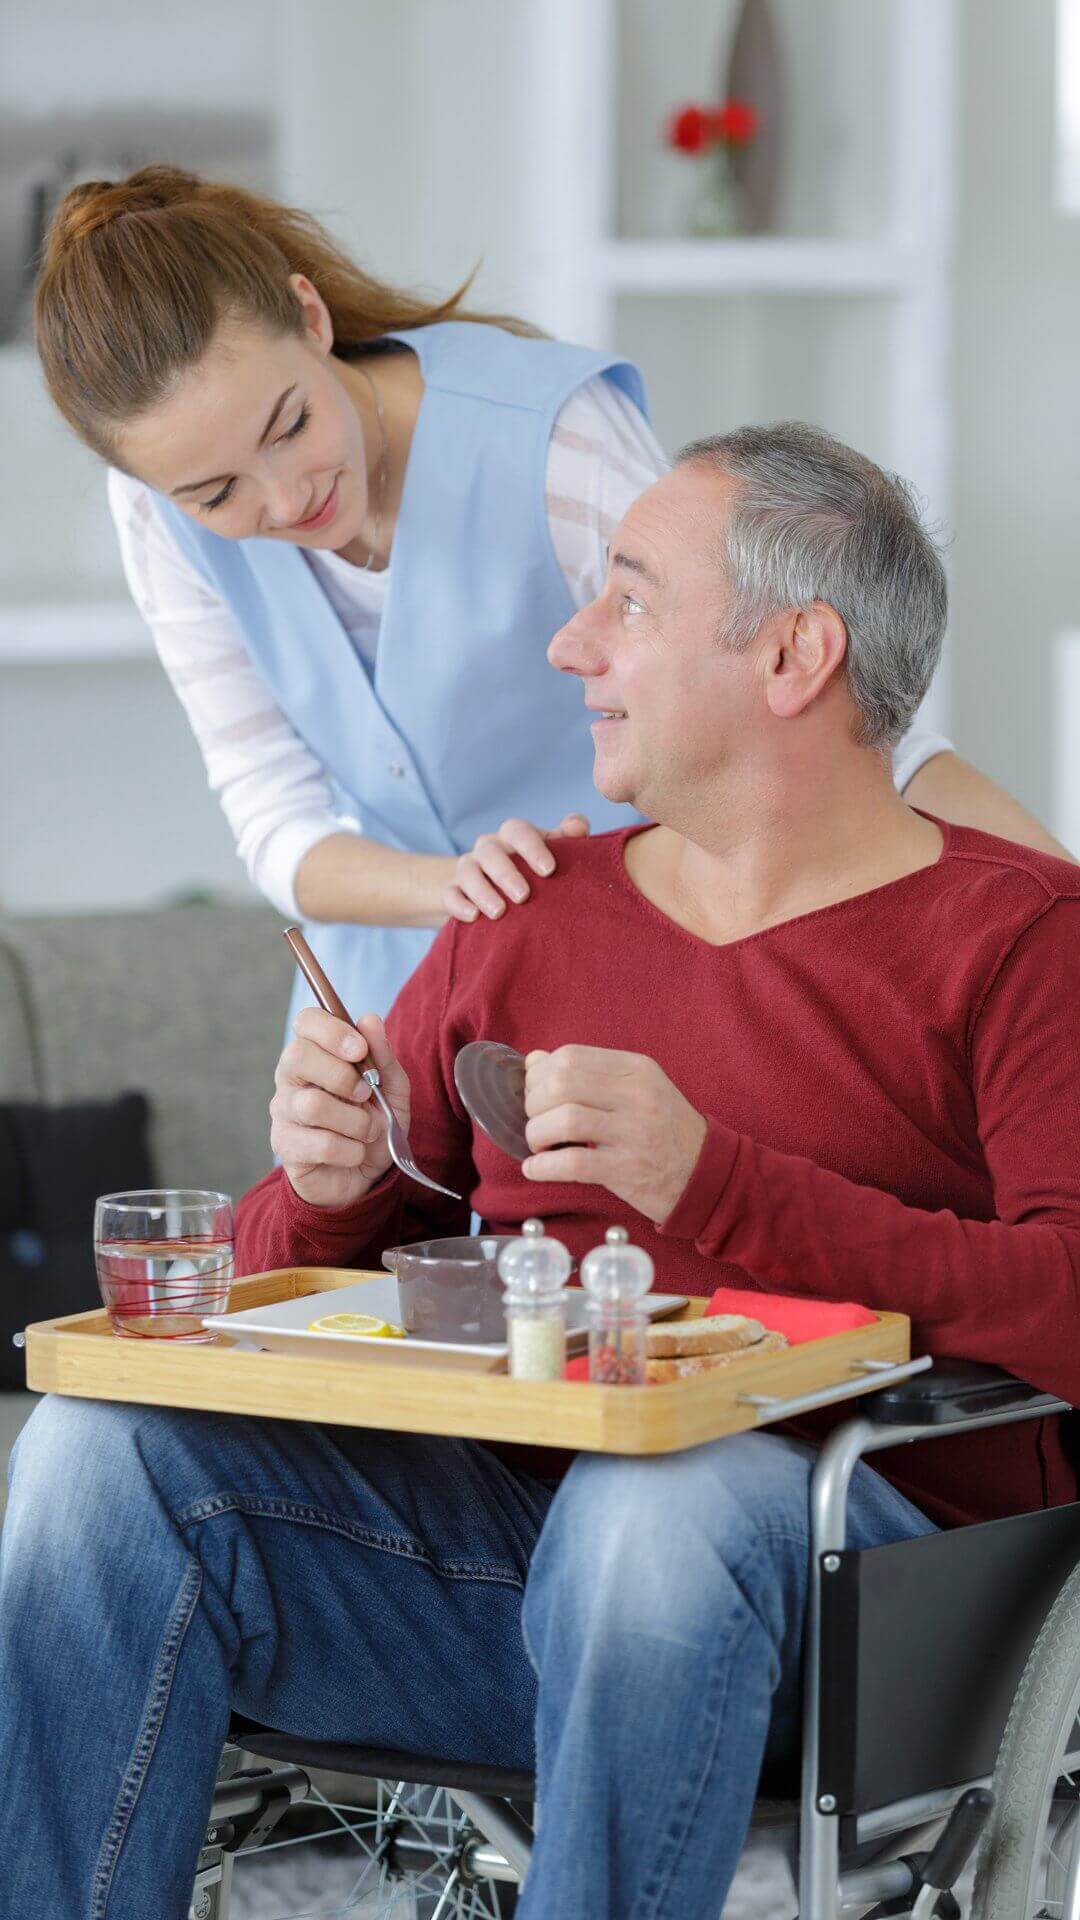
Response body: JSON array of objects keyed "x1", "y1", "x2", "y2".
[{"x1": 548, "y1": 599, "x2": 605, "y2": 674}]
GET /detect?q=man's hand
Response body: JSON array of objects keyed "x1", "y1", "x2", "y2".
[
  {"x1": 522, "y1": 1045, "x2": 708, "y2": 1224},
  {"x1": 444, "y1": 814, "x2": 590, "y2": 923},
  {"x1": 270, "y1": 1008, "x2": 411, "y2": 1209}
]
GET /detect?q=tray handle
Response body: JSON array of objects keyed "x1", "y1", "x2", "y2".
[{"x1": 736, "y1": 1354, "x2": 931, "y2": 1425}]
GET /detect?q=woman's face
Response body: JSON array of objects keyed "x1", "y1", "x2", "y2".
[{"x1": 116, "y1": 277, "x2": 373, "y2": 551}]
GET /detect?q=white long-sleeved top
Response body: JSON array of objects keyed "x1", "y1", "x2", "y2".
[{"x1": 108, "y1": 376, "x2": 953, "y2": 918}]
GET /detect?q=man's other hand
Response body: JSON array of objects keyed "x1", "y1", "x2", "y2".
[
  {"x1": 270, "y1": 1009, "x2": 411, "y2": 1209},
  {"x1": 522, "y1": 1045, "x2": 707, "y2": 1223}
]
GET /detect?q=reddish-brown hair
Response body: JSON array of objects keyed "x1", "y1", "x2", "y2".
[{"x1": 34, "y1": 163, "x2": 535, "y2": 466}]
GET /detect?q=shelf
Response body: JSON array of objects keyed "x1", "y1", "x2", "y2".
[
  {"x1": 0, "y1": 600, "x2": 150, "y2": 665},
  {"x1": 597, "y1": 238, "x2": 924, "y2": 296}
]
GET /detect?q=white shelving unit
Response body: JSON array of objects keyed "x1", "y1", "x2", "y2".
[
  {"x1": 0, "y1": 600, "x2": 150, "y2": 666},
  {"x1": 521, "y1": 0, "x2": 955, "y2": 731},
  {"x1": 598, "y1": 238, "x2": 921, "y2": 296}
]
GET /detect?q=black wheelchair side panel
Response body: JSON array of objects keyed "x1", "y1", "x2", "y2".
[{"x1": 818, "y1": 1498, "x2": 1080, "y2": 1824}]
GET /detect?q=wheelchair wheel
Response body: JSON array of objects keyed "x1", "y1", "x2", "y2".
[
  {"x1": 227, "y1": 1776, "x2": 518, "y2": 1919},
  {"x1": 972, "y1": 1556, "x2": 1080, "y2": 1918}
]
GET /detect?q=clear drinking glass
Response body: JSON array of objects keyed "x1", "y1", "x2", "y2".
[{"x1": 93, "y1": 1189, "x2": 234, "y2": 1341}]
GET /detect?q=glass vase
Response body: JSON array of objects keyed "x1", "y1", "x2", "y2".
[{"x1": 687, "y1": 146, "x2": 742, "y2": 238}]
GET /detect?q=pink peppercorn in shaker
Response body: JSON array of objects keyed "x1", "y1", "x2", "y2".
[
  {"x1": 497, "y1": 1218, "x2": 572, "y2": 1381},
  {"x1": 581, "y1": 1225, "x2": 654, "y2": 1385}
]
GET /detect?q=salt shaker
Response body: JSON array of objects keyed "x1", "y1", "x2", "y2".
[
  {"x1": 581, "y1": 1225, "x2": 654, "y2": 1385},
  {"x1": 497, "y1": 1218, "x2": 572, "y2": 1381}
]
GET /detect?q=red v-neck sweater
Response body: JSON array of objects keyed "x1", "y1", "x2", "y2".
[{"x1": 237, "y1": 820, "x2": 1080, "y2": 1531}]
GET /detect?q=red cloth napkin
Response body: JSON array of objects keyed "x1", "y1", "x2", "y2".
[
  {"x1": 564, "y1": 1286, "x2": 876, "y2": 1380},
  {"x1": 705, "y1": 1285, "x2": 877, "y2": 1346}
]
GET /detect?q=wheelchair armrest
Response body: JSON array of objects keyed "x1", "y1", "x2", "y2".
[{"x1": 863, "y1": 1358, "x2": 1066, "y2": 1425}]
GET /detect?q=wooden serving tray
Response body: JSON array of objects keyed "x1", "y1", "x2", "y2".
[{"x1": 24, "y1": 1267, "x2": 914, "y2": 1456}]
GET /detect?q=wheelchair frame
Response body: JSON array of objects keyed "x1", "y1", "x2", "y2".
[
  {"x1": 206, "y1": 1363, "x2": 1080, "y2": 1920},
  {"x1": 800, "y1": 1365, "x2": 1075, "y2": 1916}
]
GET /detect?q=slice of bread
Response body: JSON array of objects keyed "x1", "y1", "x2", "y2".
[
  {"x1": 645, "y1": 1313, "x2": 766, "y2": 1360},
  {"x1": 645, "y1": 1329, "x2": 787, "y2": 1383}
]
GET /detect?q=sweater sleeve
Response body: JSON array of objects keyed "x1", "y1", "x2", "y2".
[
  {"x1": 235, "y1": 921, "x2": 476, "y2": 1275},
  {"x1": 658, "y1": 900, "x2": 1080, "y2": 1401}
]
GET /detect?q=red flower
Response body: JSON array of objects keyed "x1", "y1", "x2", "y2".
[
  {"x1": 666, "y1": 105, "x2": 712, "y2": 154},
  {"x1": 708, "y1": 99, "x2": 758, "y2": 145}
]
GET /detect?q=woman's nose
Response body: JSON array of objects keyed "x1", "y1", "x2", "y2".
[{"x1": 264, "y1": 476, "x2": 310, "y2": 531}]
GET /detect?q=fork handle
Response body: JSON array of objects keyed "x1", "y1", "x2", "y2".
[{"x1": 283, "y1": 927, "x2": 354, "y2": 1026}]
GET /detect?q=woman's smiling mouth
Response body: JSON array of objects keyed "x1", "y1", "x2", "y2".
[{"x1": 290, "y1": 477, "x2": 339, "y2": 531}]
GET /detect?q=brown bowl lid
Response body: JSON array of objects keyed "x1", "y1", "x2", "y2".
[{"x1": 453, "y1": 1041, "x2": 530, "y2": 1160}]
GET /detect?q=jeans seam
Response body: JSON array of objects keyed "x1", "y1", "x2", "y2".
[
  {"x1": 89, "y1": 1556, "x2": 203, "y2": 1920},
  {"x1": 173, "y1": 1494, "x2": 526, "y2": 1588}
]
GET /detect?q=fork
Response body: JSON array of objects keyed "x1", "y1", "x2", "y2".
[
  {"x1": 360, "y1": 1067, "x2": 461, "y2": 1199},
  {"x1": 283, "y1": 927, "x2": 462, "y2": 1200}
]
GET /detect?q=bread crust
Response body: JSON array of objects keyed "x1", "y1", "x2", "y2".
[
  {"x1": 645, "y1": 1329, "x2": 787, "y2": 1383},
  {"x1": 645, "y1": 1313, "x2": 765, "y2": 1360}
]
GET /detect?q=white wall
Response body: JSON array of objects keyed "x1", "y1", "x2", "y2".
[{"x1": 950, "y1": 0, "x2": 1080, "y2": 826}]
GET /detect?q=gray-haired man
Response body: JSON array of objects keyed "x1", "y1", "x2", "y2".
[{"x1": 5, "y1": 425, "x2": 1079, "y2": 1919}]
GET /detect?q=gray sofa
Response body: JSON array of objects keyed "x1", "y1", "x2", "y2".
[
  {"x1": 0, "y1": 901, "x2": 292, "y2": 1201},
  {"x1": 0, "y1": 901, "x2": 294, "y2": 1502}
]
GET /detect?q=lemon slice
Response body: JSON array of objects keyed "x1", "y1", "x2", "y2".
[{"x1": 308, "y1": 1312, "x2": 406, "y2": 1339}]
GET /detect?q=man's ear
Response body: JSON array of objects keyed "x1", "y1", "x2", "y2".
[{"x1": 764, "y1": 603, "x2": 848, "y2": 721}]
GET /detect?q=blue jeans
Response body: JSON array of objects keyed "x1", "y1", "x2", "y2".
[{"x1": 0, "y1": 1396, "x2": 934, "y2": 1919}]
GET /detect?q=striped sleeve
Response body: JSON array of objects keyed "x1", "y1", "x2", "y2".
[
  {"x1": 106, "y1": 468, "x2": 346, "y2": 918},
  {"x1": 544, "y1": 375, "x2": 670, "y2": 608}
]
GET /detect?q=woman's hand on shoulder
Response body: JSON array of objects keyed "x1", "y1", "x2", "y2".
[
  {"x1": 270, "y1": 1008, "x2": 410, "y2": 1209},
  {"x1": 444, "y1": 814, "x2": 589, "y2": 923}
]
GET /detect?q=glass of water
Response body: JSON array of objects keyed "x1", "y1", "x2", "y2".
[{"x1": 94, "y1": 1189, "x2": 234, "y2": 1341}]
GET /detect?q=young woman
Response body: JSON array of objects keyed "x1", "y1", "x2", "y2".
[{"x1": 34, "y1": 165, "x2": 1067, "y2": 1029}]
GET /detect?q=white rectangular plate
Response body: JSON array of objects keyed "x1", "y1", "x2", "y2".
[{"x1": 204, "y1": 1275, "x2": 689, "y2": 1373}]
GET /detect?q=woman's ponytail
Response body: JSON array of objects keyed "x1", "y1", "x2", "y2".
[{"x1": 33, "y1": 163, "x2": 533, "y2": 465}]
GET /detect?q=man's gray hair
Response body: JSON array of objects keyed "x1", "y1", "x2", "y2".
[{"x1": 677, "y1": 422, "x2": 947, "y2": 748}]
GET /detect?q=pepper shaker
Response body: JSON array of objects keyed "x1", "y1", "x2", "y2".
[
  {"x1": 581, "y1": 1225, "x2": 654, "y2": 1385},
  {"x1": 497, "y1": 1218, "x2": 572, "y2": 1381}
]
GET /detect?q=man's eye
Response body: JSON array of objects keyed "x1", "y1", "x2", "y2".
[{"x1": 623, "y1": 594, "x2": 645, "y2": 615}]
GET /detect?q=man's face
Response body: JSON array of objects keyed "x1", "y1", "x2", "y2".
[{"x1": 548, "y1": 463, "x2": 758, "y2": 822}]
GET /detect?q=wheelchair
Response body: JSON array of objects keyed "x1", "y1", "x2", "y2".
[{"x1": 191, "y1": 1361, "x2": 1080, "y2": 1919}]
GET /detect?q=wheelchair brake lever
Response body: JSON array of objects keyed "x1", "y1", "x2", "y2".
[
  {"x1": 910, "y1": 1787, "x2": 994, "y2": 1918},
  {"x1": 860, "y1": 1788, "x2": 993, "y2": 1920}
]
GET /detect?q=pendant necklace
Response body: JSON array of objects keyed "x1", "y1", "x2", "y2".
[{"x1": 354, "y1": 361, "x2": 388, "y2": 570}]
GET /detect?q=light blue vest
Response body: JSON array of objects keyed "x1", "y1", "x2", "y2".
[{"x1": 156, "y1": 321, "x2": 649, "y2": 1031}]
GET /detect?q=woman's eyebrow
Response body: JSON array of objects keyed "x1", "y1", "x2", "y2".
[{"x1": 170, "y1": 385, "x2": 299, "y2": 496}]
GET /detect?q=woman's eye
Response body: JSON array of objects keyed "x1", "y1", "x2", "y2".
[
  {"x1": 201, "y1": 480, "x2": 235, "y2": 514},
  {"x1": 280, "y1": 404, "x2": 310, "y2": 442},
  {"x1": 199, "y1": 406, "x2": 310, "y2": 513}
]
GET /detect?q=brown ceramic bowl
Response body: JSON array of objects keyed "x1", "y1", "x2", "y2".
[
  {"x1": 382, "y1": 1234, "x2": 579, "y2": 1345},
  {"x1": 382, "y1": 1235, "x2": 517, "y2": 1344}
]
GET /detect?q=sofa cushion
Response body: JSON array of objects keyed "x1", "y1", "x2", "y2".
[
  {"x1": 1, "y1": 1090, "x2": 154, "y2": 1385},
  {"x1": 0, "y1": 905, "x2": 290, "y2": 1205}
]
